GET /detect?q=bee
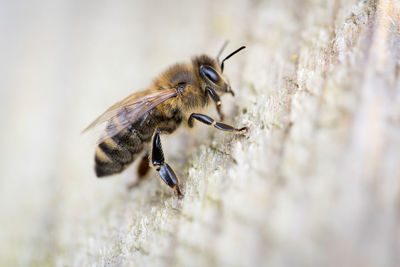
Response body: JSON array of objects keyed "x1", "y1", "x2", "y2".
[{"x1": 83, "y1": 45, "x2": 247, "y2": 198}]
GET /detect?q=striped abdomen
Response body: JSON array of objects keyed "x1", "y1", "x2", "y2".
[{"x1": 94, "y1": 122, "x2": 155, "y2": 177}]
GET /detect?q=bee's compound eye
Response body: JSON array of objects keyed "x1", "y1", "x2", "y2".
[{"x1": 200, "y1": 66, "x2": 219, "y2": 83}]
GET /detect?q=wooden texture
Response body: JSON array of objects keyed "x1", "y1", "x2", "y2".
[{"x1": 1, "y1": 0, "x2": 399, "y2": 266}]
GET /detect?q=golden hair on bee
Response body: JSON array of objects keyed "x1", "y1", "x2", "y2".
[{"x1": 83, "y1": 45, "x2": 247, "y2": 198}]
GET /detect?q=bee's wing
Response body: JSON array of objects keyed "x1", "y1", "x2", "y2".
[{"x1": 82, "y1": 89, "x2": 177, "y2": 143}]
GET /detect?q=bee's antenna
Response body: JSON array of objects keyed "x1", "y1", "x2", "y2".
[
  {"x1": 216, "y1": 40, "x2": 229, "y2": 66},
  {"x1": 220, "y1": 46, "x2": 246, "y2": 72}
]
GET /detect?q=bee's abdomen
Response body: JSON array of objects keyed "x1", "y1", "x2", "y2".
[{"x1": 94, "y1": 126, "x2": 153, "y2": 177}]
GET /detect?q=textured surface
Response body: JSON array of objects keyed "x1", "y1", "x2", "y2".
[{"x1": 1, "y1": 0, "x2": 400, "y2": 266}]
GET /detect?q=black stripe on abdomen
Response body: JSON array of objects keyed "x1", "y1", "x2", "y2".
[
  {"x1": 94, "y1": 145, "x2": 123, "y2": 177},
  {"x1": 99, "y1": 138, "x2": 132, "y2": 164},
  {"x1": 94, "y1": 125, "x2": 155, "y2": 177}
]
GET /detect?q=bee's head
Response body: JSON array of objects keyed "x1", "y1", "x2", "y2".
[{"x1": 193, "y1": 46, "x2": 245, "y2": 96}]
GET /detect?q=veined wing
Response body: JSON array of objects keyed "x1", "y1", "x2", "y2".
[{"x1": 82, "y1": 89, "x2": 177, "y2": 143}]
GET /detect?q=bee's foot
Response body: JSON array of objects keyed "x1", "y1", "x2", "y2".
[
  {"x1": 238, "y1": 126, "x2": 249, "y2": 132},
  {"x1": 176, "y1": 185, "x2": 184, "y2": 199}
]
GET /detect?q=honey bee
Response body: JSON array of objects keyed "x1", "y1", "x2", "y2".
[{"x1": 83, "y1": 45, "x2": 247, "y2": 198}]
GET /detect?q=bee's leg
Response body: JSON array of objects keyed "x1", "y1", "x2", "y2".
[
  {"x1": 188, "y1": 113, "x2": 248, "y2": 132},
  {"x1": 151, "y1": 129, "x2": 183, "y2": 198},
  {"x1": 137, "y1": 153, "x2": 151, "y2": 177},
  {"x1": 127, "y1": 153, "x2": 151, "y2": 190},
  {"x1": 206, "y1": 87, "x2": 224, "y2": 121}
]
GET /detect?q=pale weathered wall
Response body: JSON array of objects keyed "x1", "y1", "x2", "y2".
[{"x1": 1, "y1": 0, "x2": 399, "y2": 266}]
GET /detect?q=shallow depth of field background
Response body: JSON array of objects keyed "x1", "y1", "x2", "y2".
[{"x1": 1, "y1": 0, "x2": 400, "y2": 266}]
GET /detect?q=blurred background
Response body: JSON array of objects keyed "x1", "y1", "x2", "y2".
[{"x1": 1, "y1": 0, "x2": 400, "y2": 266}]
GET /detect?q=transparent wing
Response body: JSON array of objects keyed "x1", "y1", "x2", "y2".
[{"x1": 82, "y1": 89, "x2": 177, "y2": 143}]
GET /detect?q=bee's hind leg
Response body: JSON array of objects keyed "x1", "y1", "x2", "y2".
[
  {"x1": 151, "y1": 129, "x2": 183, "y2": 198},
  {"x1": 126, "y1": 153, "x2": 152, "y2": 190},
  {"x1": 137, "y1": 153, "x2": 151, "y2": 178}
]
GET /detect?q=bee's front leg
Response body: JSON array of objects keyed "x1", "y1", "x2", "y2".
[
  {"x1": 206, "y1": 87, "x2": 225, "y2": 121},
  {"x1": 151, "y1": 129, "x2": 183, "y2": 198}
]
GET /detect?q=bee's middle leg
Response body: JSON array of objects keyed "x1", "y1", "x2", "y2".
[
  {"x1": 188, "y1": 113, "x2": 248, "y2": 132},
  {"x1": 151, "y1": 129, "x2": 183, "y2": 198}
]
